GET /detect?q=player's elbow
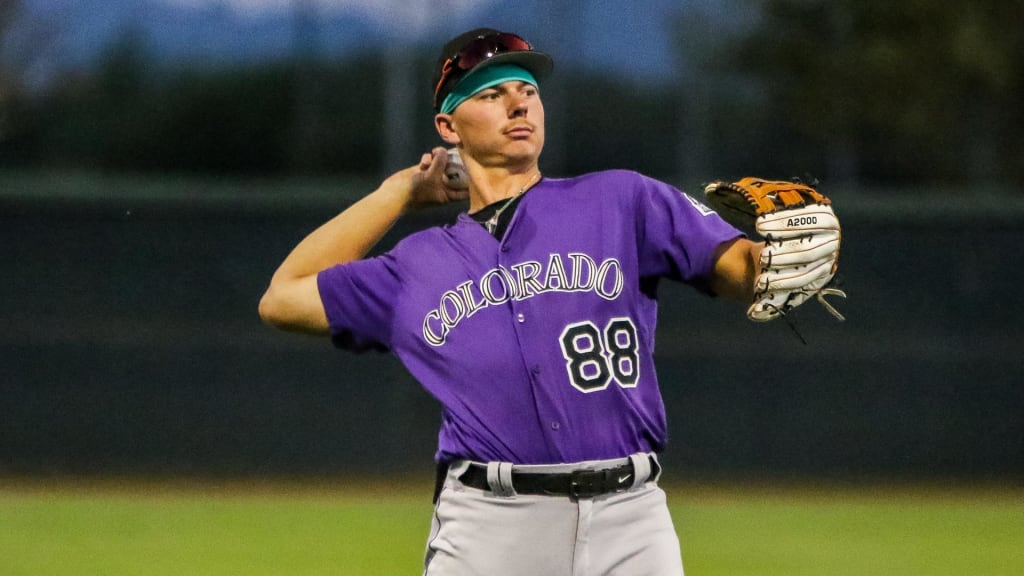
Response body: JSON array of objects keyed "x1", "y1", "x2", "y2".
[
  {"x1": 258, "y1": 278, "x2": 329, "y2": 335},
  {"x1": 258, "y1": 286, "x2": 291, "y2": 329}
]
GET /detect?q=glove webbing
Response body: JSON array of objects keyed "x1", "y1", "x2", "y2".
[{"x1": 729, "y1": 177, "x2": 831, "y2": 214}]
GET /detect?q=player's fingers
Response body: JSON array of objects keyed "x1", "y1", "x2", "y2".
[
  {"x1": 756, "y1": 257, "x2": 834, "y2": 292},
  {"x1": 761, "y1": 236, "x2": 839, "y2": 268},
  {"x1": 407, "y1": 148, "x2": 465, "y2": 207},
  {"x1": 423, "y1": 148, "x2": 450, "y2": 179},
  {"x1": 418, "y1": 151, "x2": 437, "y2": 171}
]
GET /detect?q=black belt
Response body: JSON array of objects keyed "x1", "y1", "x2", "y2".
[{"x1": 455, "y1": 456, "x2": 659, "y2": 500}]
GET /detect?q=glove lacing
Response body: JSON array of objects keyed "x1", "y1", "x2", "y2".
[{"x1": 768, "y1": 284, "x2": 847, "y2": 345}]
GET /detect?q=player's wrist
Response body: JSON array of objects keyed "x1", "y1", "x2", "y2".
[{"x1": 375, "y1": 167, "x2": 420, "y2": 213}]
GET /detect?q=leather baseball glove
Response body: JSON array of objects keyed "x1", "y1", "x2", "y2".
[{"x1": 703, "y1": 177, "x2": 845, "y2": 322}]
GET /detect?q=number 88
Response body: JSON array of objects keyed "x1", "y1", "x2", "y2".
[{"x1": 558, "y1": 317, "x2": 640, "y2": 393}]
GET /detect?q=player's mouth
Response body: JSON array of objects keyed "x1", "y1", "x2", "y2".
[{"x1": 503, "y1": 124, "x2": 534, "y2": 139}]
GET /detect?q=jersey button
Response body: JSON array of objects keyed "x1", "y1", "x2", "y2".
[{"x1": 516, "y1": 313, "x2": 525, "y2": 323}]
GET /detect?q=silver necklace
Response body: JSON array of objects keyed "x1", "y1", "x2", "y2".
[{"x1": 484, "y1": 172, "x2": 540, "y2": 234}]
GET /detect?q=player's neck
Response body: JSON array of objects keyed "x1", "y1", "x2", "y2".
[{"x1": 469, "y1": 169, "x2": 541, "y2": 212}]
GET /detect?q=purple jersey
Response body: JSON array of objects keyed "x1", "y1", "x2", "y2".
[{"x1": 318, "y1": 170, "x2": 742, "y2": 465}]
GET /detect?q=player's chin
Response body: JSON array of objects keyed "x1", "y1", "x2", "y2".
[{"x1": 503, "y1": 136, "x2": 544, "y2": 160}]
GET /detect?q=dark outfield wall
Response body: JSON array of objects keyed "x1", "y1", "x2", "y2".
[{"x1": 1, "y1": 193, "x2": 1021, "y2": 480}]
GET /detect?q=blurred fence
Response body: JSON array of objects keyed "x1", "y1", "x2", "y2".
[{"x1": 1, "y1": 174, "x2": 1022, "y2": 481}]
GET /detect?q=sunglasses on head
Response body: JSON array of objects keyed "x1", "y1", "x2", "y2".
[{"x1": 433, "y1": 32, "x2": 534, "y2": 109}]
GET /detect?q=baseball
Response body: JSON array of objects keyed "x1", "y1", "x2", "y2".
[{"x1": 443, "y1": 147, "x2": 470, "y2": 190}]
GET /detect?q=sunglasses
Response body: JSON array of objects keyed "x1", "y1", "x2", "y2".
[{"x1": 433, "y1": 32, "x2": 534, "y2": 109}]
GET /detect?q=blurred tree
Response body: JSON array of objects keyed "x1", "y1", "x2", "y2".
[
  {"x1": 0, "y1": 0, "x2": 18, "y2": 147},
  {"x1": 711, "y1": 0, "x2": 1022, "y2": 186},
  {"x1": 562, "y1": 73, "x2": 681, "y2": 179},
  {"x1": 0, "y1": 0, "x2": 15, "y2": 75},
  {"x1": 9, "y1": 1, "x2": 1017, "y2": 185},
  {"x1": 20, "y1": 27, "x2": 388, "y2": 176},
  {"x1": 35, "y1": 28, "x2": 154, "y2": 170},
  {"x1": 0, "y1": 0, "x2": 61, "y2": 166},
  {"x1": 669, "y1": 1, "x2": 839, "y2": 183}
]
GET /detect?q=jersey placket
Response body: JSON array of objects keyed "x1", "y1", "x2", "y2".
[{"x1": 496, "y1": 222, "x2": 565, "y2": 458}]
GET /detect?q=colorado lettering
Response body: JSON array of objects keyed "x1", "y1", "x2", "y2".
[{"x1": 422, "y1": 253, "x2": 624, "y2": 346}]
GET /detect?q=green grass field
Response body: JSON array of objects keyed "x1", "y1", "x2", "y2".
[{"x1": 2, "y1": 480, "x2": 1022, "y2": 576}]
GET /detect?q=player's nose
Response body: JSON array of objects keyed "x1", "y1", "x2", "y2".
[{"x1": 508, "y1": 97, "x2": 528, "y2": 118}]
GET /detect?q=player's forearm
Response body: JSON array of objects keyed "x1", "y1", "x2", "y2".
[
  {"x1": 260, "y1": 153, "x2": 462, "y2": 333},
  {"x1": 270, "y1": 168, "x2": 417, "y2": 282},
  {"x1": 258, "y1": 171, "x2": 417, "y2": 334},
  {"x1": 710, "y1": 238, "x2": 764, "y2": 301}
]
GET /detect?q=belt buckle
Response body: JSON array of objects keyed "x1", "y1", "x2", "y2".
[{"x1": 568, "y1": 469, "x2": 607, "y2": 500}]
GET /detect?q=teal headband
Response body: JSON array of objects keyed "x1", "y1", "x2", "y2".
[{"x1": 439, "y1": 64, "x2": 538, "y2": 114}]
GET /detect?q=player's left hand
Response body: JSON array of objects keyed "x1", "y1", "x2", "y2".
[
  {"x1": 752, "y1": 202, "x2": 843, "y2": 321},
  {"x1": 704, "y1": 177, "x2": 845, "y2": 322}
]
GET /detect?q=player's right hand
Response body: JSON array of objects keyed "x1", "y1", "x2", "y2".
[{"x1": 407, "y1": 147, "x2": 471, "y2": 208}]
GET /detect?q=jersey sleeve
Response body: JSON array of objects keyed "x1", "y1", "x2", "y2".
[
  {"x1": 633, "y1": 174, "x2": 744, "y2": 291},
  {"x1": 316, "y1": 254, "x2": 400, "y2": 352}
]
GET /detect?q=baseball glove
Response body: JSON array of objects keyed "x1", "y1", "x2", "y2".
[{"x1": 703, "y1": 177, "x2": 845, "y2": 322}]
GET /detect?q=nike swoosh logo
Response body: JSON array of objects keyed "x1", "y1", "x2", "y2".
[{"x1": 618, "y1": 474, "x2": 632, "y2": 483}]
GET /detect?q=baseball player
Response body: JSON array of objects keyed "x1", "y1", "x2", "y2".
[{"x1": 259, "y1": 28, "x2": 841, "y2": 576}]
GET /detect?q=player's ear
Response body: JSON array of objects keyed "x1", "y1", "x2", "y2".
[{"x1": 435, "y1": 114, "x2": 460, "y2": 145}]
